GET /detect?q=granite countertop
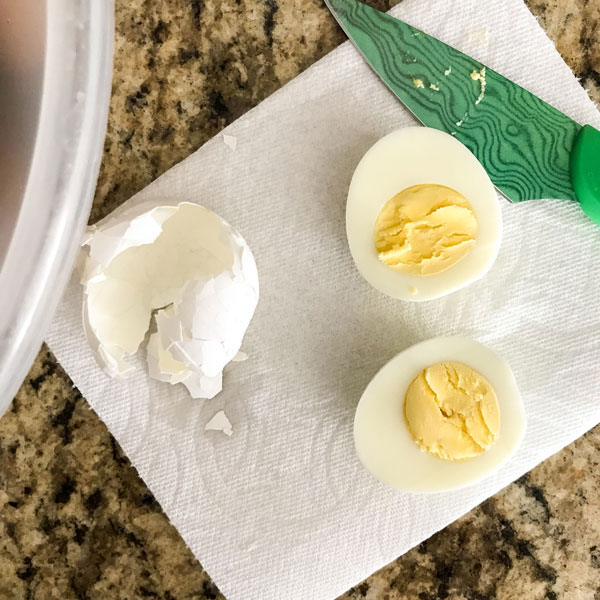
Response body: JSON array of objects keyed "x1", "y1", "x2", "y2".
[{"x1": 1, "y1": 1, "x2": 599, "y2": 599}]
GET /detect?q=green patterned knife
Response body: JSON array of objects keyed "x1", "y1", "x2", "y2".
[{"x1": 325, "y1": 0, "x2": 600, "y2": 224}]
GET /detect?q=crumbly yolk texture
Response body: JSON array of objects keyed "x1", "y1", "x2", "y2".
[
  {"x1": 373, "y1": 184, "x2": 477, "y2": 276},
  {"x1": 404, "y1": 361, "x2": 500, "y2": 461}
]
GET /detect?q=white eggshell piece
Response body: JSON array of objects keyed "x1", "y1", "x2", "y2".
[
  {"x1": 205, "y1": 410, "x2": 234, "y2": 437},
  {"x1": 223, "y1": 134, "x2": 238, "y2": 151},
  {"x1": 80, "y1": 201, "x2": 259, "y2": 399}
]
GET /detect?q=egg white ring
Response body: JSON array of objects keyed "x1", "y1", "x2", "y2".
[
  {"x1": 353, "y1": 337, "x2": 526, "y2": 493},
  {"x1": 346, "y1": 127, "x2": 502, "y2": 301}
]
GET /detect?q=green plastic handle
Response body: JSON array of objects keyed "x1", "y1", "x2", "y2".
[{"x1": 571, "y1": 124, "x2": 600, "y2": 224}]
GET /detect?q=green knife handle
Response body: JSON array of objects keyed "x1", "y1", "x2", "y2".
[{"x1": 571, "y1": 125, "x2": 600, "y2": 224}]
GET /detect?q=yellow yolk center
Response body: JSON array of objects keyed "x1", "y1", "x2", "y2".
[
  {"x1": 373, "y1": 184, "x2": 477, "y2": 276},
  {"x1": 404, "y1": 361, "x2": 500, "y2": 461}
]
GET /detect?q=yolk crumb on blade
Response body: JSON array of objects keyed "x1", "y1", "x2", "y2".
[
  {"x1": 404, "y1": 361, "x2": 500, "y2": 461},
  {"x1": 470, "y1": 67, "x2": 487, "y2": 105},
  {"x1": 373, "y1": 184, "x2": 477, "y2": 276}
]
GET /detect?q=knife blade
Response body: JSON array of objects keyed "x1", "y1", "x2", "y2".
[{"x1": 325, "y1": 0, "x2": 600, "y2": 223}]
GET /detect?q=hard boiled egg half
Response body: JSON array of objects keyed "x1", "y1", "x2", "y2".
[
  {"x1": 346, "y1": 127, "x2": 502, "y2": 301},
  {"x1": 354, "y1": 337, "x2": 525, "y2": 493}
]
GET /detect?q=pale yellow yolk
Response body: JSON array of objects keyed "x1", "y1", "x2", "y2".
[
  {"x1": 404, "y1": 361, "x2": 500, "y2": 461},
  {"x1": 373, "y1": 184, "x2": 477, "y2": 276}
]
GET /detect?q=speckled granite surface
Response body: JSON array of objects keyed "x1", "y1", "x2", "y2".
[{"x1": 1, "y1": 1, "x2": 599, "y2": 599}]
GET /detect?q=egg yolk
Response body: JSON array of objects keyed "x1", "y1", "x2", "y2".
[
  {"x1": 404, "y1": 361, "x2": 500, "y2": 461},
  {"x1": 373, "y1": 184, "x2": 477, "y2": 276}
]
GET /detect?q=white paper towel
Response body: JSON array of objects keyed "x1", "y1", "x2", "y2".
[{"x1": 46, "y1": 0, "x2": 600, "y2": 598}]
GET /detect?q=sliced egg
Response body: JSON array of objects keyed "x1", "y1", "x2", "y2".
[
  {"x1": 346, "y1": 127, "x2": 502, "y2": 301},
  {"x1": 354, "y1": 337, "x2": 525, "y2": 493}
]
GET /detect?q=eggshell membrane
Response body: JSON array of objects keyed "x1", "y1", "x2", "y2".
[
  {"x1": 353, "y1": 337, "x2": 526, "y2": 493},
  {"x1": 346, "y1": 127, "x2": 502, "y2": 301}
]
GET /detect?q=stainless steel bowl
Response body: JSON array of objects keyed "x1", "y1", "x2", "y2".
[{"x1": 0, "y1": 1, "x2": 114, "y2": 414}]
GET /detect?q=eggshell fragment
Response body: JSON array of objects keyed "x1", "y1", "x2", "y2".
[
  {"x1": 80, "y1": 201, "x2": 259, "y2": 399},
  {"x1": 205, "y1": 410, "x2": 234, "y2": 436},
  {"x1": 223, "y1": 134, "x2": 238, "y2": 151}
]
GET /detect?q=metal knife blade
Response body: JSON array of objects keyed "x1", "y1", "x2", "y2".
[{"x1": 325, "y1": 0, "x2": 582, "y2": 204}]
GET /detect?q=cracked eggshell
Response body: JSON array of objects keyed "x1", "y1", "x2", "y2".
[
  {"x1": 80, "y1": 201, "x2": 259, "y2": 399},
  {"x1": 353, "y1": 337, "x2": 525, "y2": 493}
]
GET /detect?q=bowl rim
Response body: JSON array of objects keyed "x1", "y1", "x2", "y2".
[{"x1": 0, "y1": 0, "x2": 114, "y2": 413}]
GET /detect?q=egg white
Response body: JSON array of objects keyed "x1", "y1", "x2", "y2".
[
  {"x1": 346, "y1": 127, "x2": 502, "y2": 301},
  {"x1": 353, "y1": 337, "x2": 525, "y2": 493}
]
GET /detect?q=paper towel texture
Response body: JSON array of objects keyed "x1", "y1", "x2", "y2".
[{"x1": 46, "y1": 0, "x2": 600, "y2": 598}]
